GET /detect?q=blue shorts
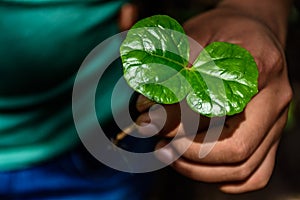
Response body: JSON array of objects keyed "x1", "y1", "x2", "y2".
[{"x1": 0, "y1": 145, "x2": 154, "y2": 200}]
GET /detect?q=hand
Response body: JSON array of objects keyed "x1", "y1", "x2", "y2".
[
  {"x1": 135, "y1": 7, "x2": 292, "y2": 194},
  {"x1": 118, "y1": 3, "x2": 138, "y2": 31}
]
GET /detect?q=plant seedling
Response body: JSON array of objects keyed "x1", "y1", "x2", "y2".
[{"x1": 115, "y1": 15, "x2": 258, "y2": 144}]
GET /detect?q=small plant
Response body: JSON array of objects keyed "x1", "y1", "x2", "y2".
[{"x1": 115, "y1": 15, "x2": 258, "y2": 143}]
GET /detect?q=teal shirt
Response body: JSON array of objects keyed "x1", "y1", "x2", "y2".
[{"x1": 0, "y1": 0, "x2": 129, "y2": 170}]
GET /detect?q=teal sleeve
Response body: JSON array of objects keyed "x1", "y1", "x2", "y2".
[{"x1": 0, "y1": 0, "x2": 130, "y2": 171}]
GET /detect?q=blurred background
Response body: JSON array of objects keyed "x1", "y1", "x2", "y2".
[{"x1": 131, "y1": 1, "x2": 300, "y2": 199}]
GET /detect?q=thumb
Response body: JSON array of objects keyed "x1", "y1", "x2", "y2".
[{"x1": 135, "y1": 95, "x2": 156, "y2": 112}]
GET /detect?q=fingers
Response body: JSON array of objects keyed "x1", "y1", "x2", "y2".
[
  {"x1": 156, "y1": 111, "x2": 285, "y2": 183},
  {"x1": 153, "y1": 112, "x2": 283, "y2": 195},
  {"x1": 136, "y1": 102, "x2": 182, "y2": 138},
  {"x1": 136, "y1": 97, "x2": 213, "y2": 138},
  {"x1": 159, "y1": 140, "x2": 277, "y2": 184},
  {"x1": 139, "y1": 82, "x2": 289, "y2": 164},
  {"x1": 169, "y1": 106, "x2": 287, "y2": 164},
  {"x1": 153, "y1": 107, "x2": 286, "y2": 194},
  {"x1": 136, "y1": 81, "x2": 289, "y2": 164},
  {"x1": 219, "y1": 141, "x2": 279, "y2": 194}
]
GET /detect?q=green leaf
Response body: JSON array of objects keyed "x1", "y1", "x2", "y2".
[
  {"x1": 120, "y1": 15, "x2": 191, "y2": 104},
  {"x1": 120, "y1": 15, "x2": 258, "y2": 117},
  {"x1": 188, "y1": 42, "x2": 258, "y2": 116}
]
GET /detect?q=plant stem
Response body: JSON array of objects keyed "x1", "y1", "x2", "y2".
[{"x1": 113, "y1": 123, "x2": 136, "y2": 145}]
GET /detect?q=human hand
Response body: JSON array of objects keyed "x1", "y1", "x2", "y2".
[
  {"x1": 135, "y1": 6, "x2": 292, "y2": 194},
  {"x1": 118, "y1": 3, "x2": 138, "y2": 31}
]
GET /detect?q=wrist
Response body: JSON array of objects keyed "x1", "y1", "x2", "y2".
[{"x1": 216, "y1": 0, "x2": 293, "y2": 45}]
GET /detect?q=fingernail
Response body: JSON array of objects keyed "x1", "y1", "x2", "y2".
[
  {"x1": 155, "y1": 148, "x2": 175, "y2": 164},
  {"x1": 137, "y1": 122, "x2": 160, "y2": 136}
]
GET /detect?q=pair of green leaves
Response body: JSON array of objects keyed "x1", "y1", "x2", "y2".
[{"x1": 120, "y1": 15, "x2": 258, "y2": 117}]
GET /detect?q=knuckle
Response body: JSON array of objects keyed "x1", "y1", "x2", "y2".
[
  {"x1": 256, "y1": 48, "x2": 284, "y2": 75},
  {"x1": 270, "y1": 48, "x2": 283, "y2": 66},
  {"x1": 267, "y1": 48, "x2": 283, "y2": 71},
  {"x1": 226, "y1": 141, "x2": 252, "y2": 163},
  {"x1": 247, "y1": 172, "x2": 271, "y2": 191},
  {"x1": 233, "y1": 164, "x2": 253, "y2": 181},
  {"x1": 284, "y1": 86, "x2": 293, "y2": 105}
]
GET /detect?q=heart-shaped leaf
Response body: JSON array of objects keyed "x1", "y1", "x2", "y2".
[
  {"x1": 187, "y1": 42, "x2": 258, "y2": 116},
  {"x1": 120, "y1": 15, "x2": 190, "y2": 104},
  {"x1": 120, "y1": 15, "x2": 258, "y2": 117}
]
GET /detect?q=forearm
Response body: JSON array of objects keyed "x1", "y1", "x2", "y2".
[{"x1": 217, "y1": 0, "x2": 293, "y2": 45}]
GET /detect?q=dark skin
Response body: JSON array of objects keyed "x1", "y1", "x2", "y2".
[{"x1": 121, "y1": 0, "x2": 293, "y2": 194}]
